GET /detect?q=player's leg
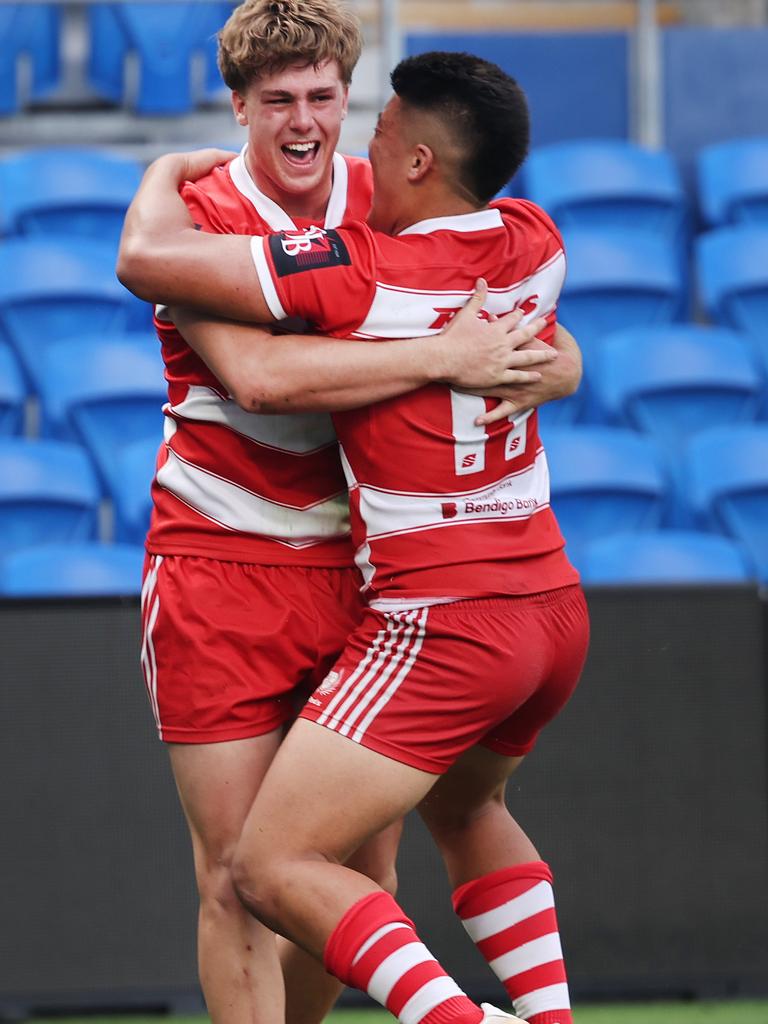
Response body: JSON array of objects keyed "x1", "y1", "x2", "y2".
[
  {"x1": 169, "y1": 736, "x2": 284, "y2": 1024},
  {"x1": 419, "y1": 748, "x2": 572, "y2": 1024},
  {"x1": 418, "y1": 586, "x2": 589, "y2": 1024},
  {"x1": 232, "y1": 720, "x2": 523, "y2": 1024},
  {"x1": 279, "y1": 819, "x2": 403, "y2": 1024}
]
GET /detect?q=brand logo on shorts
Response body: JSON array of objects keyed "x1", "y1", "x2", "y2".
[
  {"x1": 441, "y1": 502, "x2": 458, "y2": 519},
  {"x1": 317, "y1": 669, "x2": 343, "y2": 696}
]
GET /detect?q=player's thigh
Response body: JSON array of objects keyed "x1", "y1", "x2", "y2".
[
  {"x1": 169, "y1": 731, "x2": 283, "y2": 867},
  {"x1": 418, "y1": 744, "x2": 524, "y2": 833},
  {"x1": 239, "y1": 719, "x2": 435, "y2": 868}
]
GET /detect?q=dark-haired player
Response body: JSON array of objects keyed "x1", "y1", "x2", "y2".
[{"x1": 120, "y1": 51, "x2": 589, "y2": 1024}]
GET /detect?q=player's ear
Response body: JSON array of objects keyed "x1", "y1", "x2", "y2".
[
  {"x1": 408, "y1": 143, "x2": 434, "y2": 182},
  {"x1": 231, "y1": 90, "x2": 248, "y2": 126}
]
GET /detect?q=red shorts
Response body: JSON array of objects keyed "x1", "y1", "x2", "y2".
[
  {"x1": 141, "y1": 555, "x2": 365, "y2": 743},
  {"x1": 300, "y1": 585, "x2": 589, "y2": 774}
]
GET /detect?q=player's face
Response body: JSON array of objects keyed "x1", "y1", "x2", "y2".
[
  {"x1": 233, "y1": 61, "x2": 348, "y2": 209},
  {"x1": 367, "y1": 97, "x2": 413, "y2": 234}
]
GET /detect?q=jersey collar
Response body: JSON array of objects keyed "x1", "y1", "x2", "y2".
[{"x1": 398, "y1": 207, "x2": 504, "y2": 236}]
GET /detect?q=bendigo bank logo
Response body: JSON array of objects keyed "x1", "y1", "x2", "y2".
[
  {"x1": 441, "y1": 502, "x2": 458, "y2": 519},
  {"x1": 271, "y1": 226, "x2": 351, "y2": 277},
  {"x1": 428, "y1": 294, "x2": 539, "y2": 330}
]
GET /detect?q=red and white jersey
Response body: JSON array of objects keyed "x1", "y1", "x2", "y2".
[
  {"x1": 147, "y1": 147, "x2": 374, "y2": 565},
  {"x1": 250, "y1": 198, "x2": 579, "y2": 603}
]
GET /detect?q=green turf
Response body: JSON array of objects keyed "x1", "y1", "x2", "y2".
[{"x1": 27, "y1": 1005, "x2": 768, "y2": 1024}]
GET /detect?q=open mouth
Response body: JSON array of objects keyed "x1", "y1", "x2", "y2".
[{"x1": 281, "y1": 141, "x2": 320, "y2": 166}]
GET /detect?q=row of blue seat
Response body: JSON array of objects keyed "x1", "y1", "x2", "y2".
[
  {"x1": 1, "y1": 2, "x2": 235, "y2": 116},
  {"x1": 3, "y1": 138, "x2": 768, "y2": 237},
  {"x1": 0, "y1": 530, "x2": 756, "y2": 598},
  {"x1": 1, "y1": 425, "x2": 767, "y2": 577}
]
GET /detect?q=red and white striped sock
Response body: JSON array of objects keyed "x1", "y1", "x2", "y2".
[
  {"x1": 452, "y1": 862, "x2": 573, "y2": 1024},
  {"x1": 324, "y1": 890, "x2": 483, "y2": 1024}
]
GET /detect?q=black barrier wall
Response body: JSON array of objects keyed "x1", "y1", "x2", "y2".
[{"x1": 1, "y1": 588, "x2": 767, "y2": 1015}]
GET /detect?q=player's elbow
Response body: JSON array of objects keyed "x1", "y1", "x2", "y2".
[
  {"x1": 228, "y1": 371, "x2": 291, "y2": 415},
  {"x1": 116, "y1": 236, "x2": 158, "y2": 302}
]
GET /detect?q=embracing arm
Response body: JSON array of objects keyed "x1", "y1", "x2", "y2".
[
  {"x1": 117, "y1": 151, "x2": 273, "y2": 321},
  {"x1": 171, "y1": 286, "x2": 555, "y2": 414}
]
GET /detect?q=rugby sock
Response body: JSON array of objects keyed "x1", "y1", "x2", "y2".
[
  {"x1": 452, "y1": 862, "x2": 573, "y2": 1024},
  {"x1": 324, "y1": 890, "x2": 483, "y2": 1024}
]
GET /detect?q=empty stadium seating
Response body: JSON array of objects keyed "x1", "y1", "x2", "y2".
[
  {"x1": 87, "y1": 2, "x2": 232, "y2": 114},
  {"x1": 0, "y1": 148, "x2": 143, "y2": 245},
  {"x1": 33, "y1": 332, "x2": 166, "y2": 496},
  {"x1": 519, "y1": 139, "x2": 688, "y2": 245},
  {"x1": 696, "y1": 225, "x2": 768, "y2": 335},
  {"x1": 0, "y1": 341, "x2": 26, "y2": 437},
  {"x1": 558, "y1": 226, "x2": 686, "y2": 362},
  {"x1": 544, "y1": 426, "x2": 670, "y2": 557},
  {"x1": 0, "y1": 542, "x2": 145, "y2": 596},
  {"x1": 0, "y1": 3, "x2": 60, "y2": 116},
  {"x1": 591, "y1": 324, "x2": 765, "y2": 450},
  {"x1": 578, "y1": 530, "x2": 755, "y2": 585},
  {"x1": 111, "y1": 436, "x2": 158, "y2": 545},
  {"x1": 0, "y1": 438, "x2": 101, "y2": 551},
  {"x1": 697, "y1": 137, "x2": 768, "y2": 227},
  {"x1": 681, "y1": 424, "x2": 768, "y2": 582},
  {"x1": 0, "y1": 238, "x2": 139, "y2": 385}
]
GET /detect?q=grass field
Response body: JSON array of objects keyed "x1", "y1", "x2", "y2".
[{"x1": 29, "y1": 1005, "x2": 768, "y2": 1024}]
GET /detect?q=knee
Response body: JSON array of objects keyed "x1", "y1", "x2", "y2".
[
  {"x1": 230, "y1": 839, "x2": 285, "y2": 929},
  {"x1": 194, "y1": 843, "x2": 243, "y2": 918},
  {"x1": 421, "y1": 790, "x2": 505, "y2": 845}
]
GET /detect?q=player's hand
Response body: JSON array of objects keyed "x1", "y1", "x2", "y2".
[
  {"x1": 152, "y1": 148, "x2": 235, "y2": 186},
  {"x1": 435, "y1": 278, "x2": 557, "y2": 389},
  {"x1": 466, "y1": 331, "x2": 582, "y2": 425}
]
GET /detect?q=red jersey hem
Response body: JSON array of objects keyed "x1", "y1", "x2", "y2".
[{"x1": 145, "y1": 537, "x2": 354, "y2": 568}]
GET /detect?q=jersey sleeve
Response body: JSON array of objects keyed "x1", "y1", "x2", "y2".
[{"x1": 249, "y1": 221, "x2": 377, "y2": 337}]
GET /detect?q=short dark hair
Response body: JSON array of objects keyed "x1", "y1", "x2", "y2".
[{"x1": 390, "y1": 51, "x2": 530, "y2": 204}]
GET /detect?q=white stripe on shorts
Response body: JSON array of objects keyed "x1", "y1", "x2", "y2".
[
  {"x1": 318, "y1": 609, "x2": 428, "y2": 747},
  {"x1": 140, "y1": 555, "x2": 163, "y2": 735}
]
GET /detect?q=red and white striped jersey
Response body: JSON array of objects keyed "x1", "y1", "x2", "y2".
[
  {"x1": 147, "y1": 147, "x2": 374, "y2": 565},
  {"x1": 250, "y1": 198, "x2": 579, "y2": 603}
]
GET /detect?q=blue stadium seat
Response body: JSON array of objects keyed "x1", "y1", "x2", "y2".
[
  {"x1": 0, "y1": 341, "x2": 26, "y2": 437},
  {"x1": 578, "y1": 530, "x2": 755, "y2": 585},
  {"x1": 545, "y1": 426, "x2": 669, "y2": 557},
  {"x1": 696, "y1": 225, "x2": 768, "y2": 336},
  {"x1": 0, "y1": 439, "x2": 101, "y2": 551},
  {"x1": 698, "y1": 137, "x2": 768, "y2": 227},
  {"x1": 0, "y1": 148, "x2": 143, "y2": 245},
  {"x1": 0, "y1": 239, "x2": 137, "y2": 385},
  {"x1": 112, "y1": 436, "x2": 158, "y2": 544},
  {"x1": 682, "y1": 424, "x2": 768, "y2": 582},
  {"x1": 0, "y1": 4, "x2": 60, "y2": 116},
  {"x1": 519, "y1": 139, "x2": 687, "y2": 245},
  {"x1": 558, "y1": 227, "x2": 685, "y2": 365},
  {"x1": 34, "y1": 333, "x2": 166, "y2": 496},
  {"x1": 592, "y1": 325, "x2": 764, "y2": 451},
  {"x1": 88, "y1": 2, "x2": 229, "y2": 114},
  {"x1": 0, "y1": 542, "x2": 145, "y2": 597}
]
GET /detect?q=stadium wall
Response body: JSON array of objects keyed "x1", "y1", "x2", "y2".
[{"x1": 0, "y1": 588, "x2": 767, "y2": 1015}]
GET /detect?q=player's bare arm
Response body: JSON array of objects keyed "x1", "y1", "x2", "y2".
[
  {"x1": 171, "y1": 286, "x2": 555, "y2": 414},
  {"x1": 118, "y1": 150, "x2": 274, "y2": 322}
]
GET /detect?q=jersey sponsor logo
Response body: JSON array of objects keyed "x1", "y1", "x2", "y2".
[
  {"x1": 269, "y1": 225, "x2": 351, "y2": 276},
  {"x1": 428, "y1": 294, "x2": 540, "y2": 330},
  {"x1": 461, "y1": 453, "x2": 478, "y2": 469},
  {"x1": 441, "y1": 502, "x2": 458, "y2": 519}
]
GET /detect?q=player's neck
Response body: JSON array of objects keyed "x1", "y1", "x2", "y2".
[{"x1": 247, "y1": 153, "x2": 333, "y2": 223}]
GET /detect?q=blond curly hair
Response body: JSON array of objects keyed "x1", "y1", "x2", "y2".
[{"x1": 218, "y1": 0, "x2": 363, "y2": 92}]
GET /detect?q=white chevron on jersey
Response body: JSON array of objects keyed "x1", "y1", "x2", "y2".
[
  {"x1": 341, "y1": 445, "x2": 550, "y2": 543},
  {"x1": 157, "y1": 442, "x2": 349, "y2": 546},
  {"x1": 168, "y1": 384, "x2": 337, "y2": 453}
]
